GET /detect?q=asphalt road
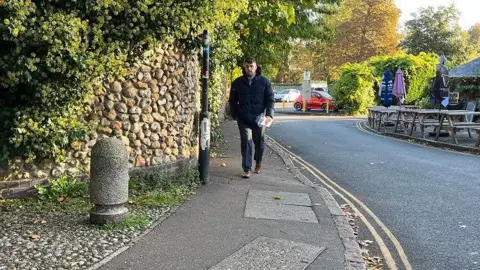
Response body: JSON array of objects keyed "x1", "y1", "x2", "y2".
[{"x1": 268, "y1": 118, "x2": 480, "y2": 270}]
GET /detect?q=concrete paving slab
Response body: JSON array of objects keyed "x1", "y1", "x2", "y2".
[
  {"x1": 246, "y1": 190, "x2": 313, "y2": 206},
  {"x1": 209, "y1": 236, "x2": 325, "y2": 270},
  {"x1": 245, "y1": 190, "x2": 318, "y2": 223}
]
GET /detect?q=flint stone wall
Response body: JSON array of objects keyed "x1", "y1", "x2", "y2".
[{"x1": 0, "y1": 43, "x2": 200, "y2": 197}]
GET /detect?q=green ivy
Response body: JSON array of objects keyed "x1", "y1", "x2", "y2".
[{"x1": 0, "y1": 0, "x2": 210, "y2": 166}]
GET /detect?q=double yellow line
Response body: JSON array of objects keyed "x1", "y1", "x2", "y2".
[{"x1": 267, "y1": 136, "x2": 412, "y2": 270}]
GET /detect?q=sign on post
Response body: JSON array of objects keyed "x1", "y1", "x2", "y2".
[
  {"x1": 303, "y1": 71, "x2": 311, "y2": 81},
  {"x1": 302, "y1": 71, "x2": 311, "y2": 101}
]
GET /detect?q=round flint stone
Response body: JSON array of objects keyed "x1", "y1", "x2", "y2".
[{"x1": 90, "y1": 137, "x2": 129, "y2": 225}]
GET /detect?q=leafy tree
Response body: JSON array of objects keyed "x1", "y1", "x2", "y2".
[
  {"x1": 237, "y1": 0, "x2": 339, "y2": 78},
  {"x1": 467, "y1": 23, "x2": 480, "y2": 57},
  {"x1": 401, "y1": 5, "x2": 471, "y2": 66},
  {"x1": 294, "y1": 0, "x2": 401, "y2": 82},
  {"x1": 204, "y1": 0, "x2": 248, "y2": 142},
  {"x1": 274, "y1": 41, "x2": 315, "y2": 83}
]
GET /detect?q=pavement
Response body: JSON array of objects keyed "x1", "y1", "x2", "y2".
[{"x1": 96, "y1": 121, "x2": 363, "y2": 270}]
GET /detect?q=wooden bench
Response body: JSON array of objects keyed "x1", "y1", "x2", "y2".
[
  {"x1": 374, "y1": 110, "x2": 398, "y2": 132},
  {"x1": 406, "y1": 110, "x2": 449, "y2": 138},
  {"x1": 436, "y1": 111, "x2": 480, "y2": 144}
]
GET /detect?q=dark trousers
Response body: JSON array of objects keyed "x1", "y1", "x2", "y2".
[{"x1": 237, "y1": 119, "x2": 265, "y2": 172}]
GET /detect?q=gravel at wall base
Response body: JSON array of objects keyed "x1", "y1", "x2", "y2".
[{"x1": 0, "y1": 206, "x2": 172, "y2": 270}]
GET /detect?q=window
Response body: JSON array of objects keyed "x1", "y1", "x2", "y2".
[{"x1": 320, "y1": 92, "x2": 333, "y2": 99}]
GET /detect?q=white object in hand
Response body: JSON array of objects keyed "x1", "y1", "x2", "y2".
[{"x1": 256, "y1": 115, "x2": 273, "y2": 127}]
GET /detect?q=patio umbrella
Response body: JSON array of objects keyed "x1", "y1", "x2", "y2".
[
  {"x1": 432, "y1": 55, "x2": 449, "y2": 109},
  {"x1": 393, "y1": 68, "x2": 406, "y2": 105},
  {"x1": 380, "y1": 68, "x2": 393, "y2": 108}
]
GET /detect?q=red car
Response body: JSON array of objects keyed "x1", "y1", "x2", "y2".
[{"x1": 294, "y1": 91, "x2": 338, "y2": 111}]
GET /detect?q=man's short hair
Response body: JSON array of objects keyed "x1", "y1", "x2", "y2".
[{"x1": 244, "y1": 58, "x2": 256, "y2": 65}]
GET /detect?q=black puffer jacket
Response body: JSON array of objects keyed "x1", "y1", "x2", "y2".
[{"x1": 229, "y1": 66, "x2": 275, "y2": 125}]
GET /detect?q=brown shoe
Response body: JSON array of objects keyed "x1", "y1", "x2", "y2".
[
  {"x1": 242, "y1": 171, "x2": 251, "y2": 178},
  {"x1": 254, "y1": 164, "x2": 262, "y2": 174}
]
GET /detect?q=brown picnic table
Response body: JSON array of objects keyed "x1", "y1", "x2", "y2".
[
  {"x1": 394, "y1": 109, "x2": 449, "y2": 138},
  {"x1": 394, "y1": 109, "x2": 480, "y2": 146},
  {"x1": 368, "y1": 106, "x2": 418, "y2": 132},
  {"x1": 435, "y1": 111, "x2": 480, "y2": 145}
]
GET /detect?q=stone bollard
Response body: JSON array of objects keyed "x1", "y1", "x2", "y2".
[{"x1": 89, "y1": 137, "x2": 129, "y2": 225}]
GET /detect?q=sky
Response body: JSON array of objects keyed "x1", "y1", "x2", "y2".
[{"x1": 394, "y1": 0, "x2": 480, "y2": 30}]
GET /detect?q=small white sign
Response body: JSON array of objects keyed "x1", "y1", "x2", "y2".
[
  {"x1": 200, "y1": 118, "x2": 210, "y2": 150},
  {"x1": 303, "y1": 71, "x2": 311, "y2": 81}
]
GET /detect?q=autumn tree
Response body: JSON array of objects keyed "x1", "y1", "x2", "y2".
[
  {"x1": 401, "y1": 5, "x2": 472, "y2": 66},
  {"x1": 295, "y1": 0, "x2": 401, "y2": 82}
]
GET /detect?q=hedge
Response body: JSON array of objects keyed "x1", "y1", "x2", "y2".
[
  {"x1": 369, "y1": 53, "x2": 438, "y2": 103},
  {"x1": 331, "y1": 63, "x2": 376, "y2": 115},
  {"x1": 332, "y1": 53, "x2": 438, "y2": 114}
]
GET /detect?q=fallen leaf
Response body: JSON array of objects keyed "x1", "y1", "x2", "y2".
[
  {"x1": 57, "y1": 196, "x2": 66, "y2": 203},
  {"x1": 40, "y1": 220, "x2": 47, "y2": 224},
  {"x1": 221, "y1": 163, "x2": 227, "y2": 167},
  {"x1": 273, "y1": 196, "x2": 283, "y2": 200},
  {"x1": 30, "y1": 234, "x2": 41, "y2": 240},
  {"x1": 62, "y1": 262, "x2": 73, "y2": 269}
]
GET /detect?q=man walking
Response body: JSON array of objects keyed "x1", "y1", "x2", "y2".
[{"x1": 229, "y1": 58, "x2": 274, "y2": 178}]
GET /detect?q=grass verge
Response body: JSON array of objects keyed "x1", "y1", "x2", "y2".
[
  {"x1": 101, "y1": 214, "x2": 150, "y2": 231},
  {"x1": 1, "y1": 165, "x2": 199, "y2": 231}
]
